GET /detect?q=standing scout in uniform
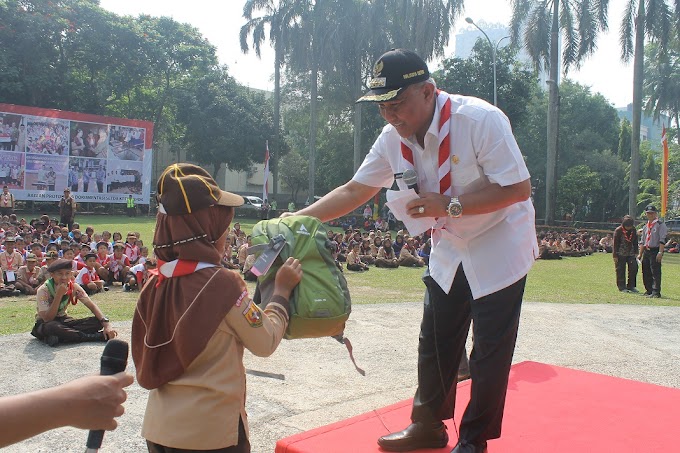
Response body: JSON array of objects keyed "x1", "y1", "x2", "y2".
[
  {"x1": 638, "y1": 205, "x2": 667, "y2": 298},
  {"x1": 132, "y1": 163, "x2": 302, "y2": 453},
  {"x1": 612, "y1": 215, "x2": 639, "y2": 293},
  {"x1": 0, "y1": 186, "x2": 15, "y2": 217},
  {"x1": 58, "y1": 188, "x2": 76, "y2": 230},
  {"x1": 31, "y1": 259, "x2": 117, "y2": 347}
]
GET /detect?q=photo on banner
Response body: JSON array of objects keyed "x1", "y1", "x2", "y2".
[
  {"x1": 69, "y1": 121, "x2": 109, "y2": 159},
  {"x1": 0, "y1": 151, "x2": 25, "y2": 189},
  {"x1": 68, "y1": 157, "x2": 107, "y2": 194},
  {"x1": 107, "y1": 160, "x2": 142, "y2": 194},
  {"x1": 25, "y1": 154, "x2": 69, "y2": 192},
  {"x1": 108, "y1": 125, "x2": 145, "y2": 161},
  {"x1": 25, "y1": 116, "x2": 70, "y2": 155},
  {"x1": 0, "y1": 113, "x2": 24, "y2": 151}
]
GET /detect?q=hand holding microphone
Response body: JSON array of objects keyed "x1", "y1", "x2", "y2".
[
  {"x1": 65, "y1": 372, "x2": 133, "y2": 431},
  {"x1": 0, "y1": 340, "x2": 132, "y2": 449},
  {"x1": 402, "y1": 170, "x2": 453, "y2": 218},
  {"x1": 86, "y1": 339, "x2": 130, "y2": 452}
]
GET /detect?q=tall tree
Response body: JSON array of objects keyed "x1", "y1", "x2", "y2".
[
  {"x1": 241, "y1": 0, "x2": 297, "y2": 200},
  {"x1": 620, "y1": 0, "x2": 675, "y2": 216},
  {"x1": 618, "y1": 117, "x2": 633, "y2": 160},
  {"x1": 510, "y1": 0, "x2": 610, "y2": 224},
  {"x1": 175, "y1": 68, "x2": 275, "y2": 178}
]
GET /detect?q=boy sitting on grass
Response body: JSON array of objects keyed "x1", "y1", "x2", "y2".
[
  {"x1": 75, "y1": 253, "x2": 105, "y2": 295},
  {"x1": 123, "y1": 259, "x2": 156, "y2": 291}
]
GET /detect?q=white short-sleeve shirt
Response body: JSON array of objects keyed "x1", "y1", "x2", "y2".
[{"x1": 353, "y1": 93, "x2": 538, "y2": 298}]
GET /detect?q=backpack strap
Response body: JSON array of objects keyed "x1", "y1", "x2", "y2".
[{"x1": 334, "y1": 335, "x2": 366, "y2": 376}]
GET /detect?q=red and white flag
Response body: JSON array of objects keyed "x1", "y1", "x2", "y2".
[{"x1": 262, "y1": 140, "x2": 270, "y2": 202}]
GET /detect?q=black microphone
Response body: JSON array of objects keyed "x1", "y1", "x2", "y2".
[
  {"x1": 85, "y1": 339, "x2": 129, "y2": 453},
  {"x1": 402, "y1": 169, "x2": 419, "y2": 194}
]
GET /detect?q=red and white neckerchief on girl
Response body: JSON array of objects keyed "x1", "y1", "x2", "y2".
[
  {"x1": 149, "y1": 259, "x2": 217, "y2": 287},
  {"x1": 400, "y1": 90, "x2": 452, "y2": 197},
  {"x1": 645, "y1": 218, "x2": 658, "y2": 247}
]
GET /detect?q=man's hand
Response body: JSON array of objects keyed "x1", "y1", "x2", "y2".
[
  {"x1": 62, "y1": 372, "x2": 133, "y2": 431},
  {"x1": 656, "y1": 253, "x2": 663, "y2": 263},
  {"x1": 280, "y1": 212, "x2": 295, "y2": 219},
  {"x1": 406, "y1": 192, "x2": 449, "y2": 218}
]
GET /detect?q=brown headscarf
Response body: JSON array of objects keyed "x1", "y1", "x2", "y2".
[{"x1": 132, "y1": 205, "x2": 247, "y2": 389}]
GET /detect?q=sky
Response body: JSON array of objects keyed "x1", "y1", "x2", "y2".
[{"x1": 99, "y1": 0, "x2": 634, "y2": 108}]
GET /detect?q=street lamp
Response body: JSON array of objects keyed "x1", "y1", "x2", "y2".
[{"x1": 465, "y1": 18, "x2": 509, "y2": 106}]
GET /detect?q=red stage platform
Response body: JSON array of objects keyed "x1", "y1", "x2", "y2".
[{"x1": 276, "y1": 361, "x2": 680, "y2": 452}]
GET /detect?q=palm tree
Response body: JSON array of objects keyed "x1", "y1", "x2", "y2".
[
  {"x1": 241, "y1": 0, "x2": 296, "y2": 201},
  {"x1": 644, "y1": 37, "x2": 680, "y2": 144},
  {"x1": 620, "y1": 0, "x2": 675, "y2": 215},
  {"x1": 510, "y1": 0, "x2": 610, "y2": 224}
]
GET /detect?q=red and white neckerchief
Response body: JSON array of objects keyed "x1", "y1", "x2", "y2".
[
  {"x1": 4, "y1": 252, "x2": 17, "y2": 270},
  {"x1": 1, "y1": 193, "x2": 12, "y2": 207},
  {"x1": 149, "y1": 259, "x2": 217, "y2": 287},
  {"x1": 645, "y1": 219, "x2": 658, "y2": 247},
  {"x1": 400, "y1": 90, "x2": 452, "y2": 196}
]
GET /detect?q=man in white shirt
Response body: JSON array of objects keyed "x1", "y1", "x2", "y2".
[{"x1": 286, "y1": 49, "x2": 537, "y2": 453}]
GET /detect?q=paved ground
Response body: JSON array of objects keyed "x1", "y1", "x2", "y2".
[{"x1": 2, "y1": 301, "x2": 679, "y2": 452}]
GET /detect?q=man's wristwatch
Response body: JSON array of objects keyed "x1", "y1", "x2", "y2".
[
  {"x1": 99, "y1": 317, "x2": 110, "y2": 324},
  {"x1": 447, "y1": 197, "x2": 463, "y2": 218}
]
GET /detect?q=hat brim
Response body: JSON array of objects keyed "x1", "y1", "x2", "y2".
[
  {"x1": 356, "y1": 87, "x2": 404, "y2": 103},
  {"x1": 216, "y1": 190, "x2": 244, "y2": 208}
]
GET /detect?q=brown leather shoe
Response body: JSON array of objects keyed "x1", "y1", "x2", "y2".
[
  {"x1": 377, "y1": 421, "x2": 448, "y2": 452},
  {"x1": 450, "y1": 440, "x2": 488, "y2": 453}
]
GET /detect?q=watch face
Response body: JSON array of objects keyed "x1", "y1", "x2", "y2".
[{"x1": 448, "y1": 201, "x2": 462, "y2": 217}]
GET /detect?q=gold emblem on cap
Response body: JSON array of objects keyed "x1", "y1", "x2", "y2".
[
  {"x1": 452, "y1": 155, "x2": 459, "y2": 164},
  {"x1": 373, "y1": 60, "x2": 384, "y2": 77}
]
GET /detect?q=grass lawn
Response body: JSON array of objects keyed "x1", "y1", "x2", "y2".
[{"x1": 1, "y1": 215, "x2": 678, "y2": 336}]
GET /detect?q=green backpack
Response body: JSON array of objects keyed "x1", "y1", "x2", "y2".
[{"x1": 250, "y1": 215, "x2": 351, "y2": 340}]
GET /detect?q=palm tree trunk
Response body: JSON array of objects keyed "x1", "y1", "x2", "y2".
[
  {"x1": 545, "y1": 0, "x2": 560, "y2": 225},
  {"x1": 273, "y1": 44, "x2": 282, "y2": 201},
  {"x1": 353, "y1": 51, "x2": 363, "y2": 172},
  {"x1": 308, "y1": 54, "x2": 318, "y2": 203},
  {"x1": 629, "y1": 0, "x2": 645, "y2": 216}
]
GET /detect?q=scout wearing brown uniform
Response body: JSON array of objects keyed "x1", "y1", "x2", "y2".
[
  {"x1": 132, "y1": 163, "x2": 302, "y2": 453},
  {"x1": 612, "y1": 215, "x2": 639, "y2": 292},
  {"x1": 31, "y1": 258, "x2": 117, "y2": 347},
  {"x1": 15, "y1": 253, "x2": 43, "y2": 295}
]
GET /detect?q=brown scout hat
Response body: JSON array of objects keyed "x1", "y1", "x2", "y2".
[
  {"x1": 48, "y1": 259, "x2": 73, "y2": 272},
  {"x1": 157, "y1": 163, "x2": 243, "y2": 216}
]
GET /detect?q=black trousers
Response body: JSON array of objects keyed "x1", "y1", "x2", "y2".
[
  {"x1": 642, "y1": 248, "x2": 662, "y2": 295},
  {"x1": 31, "y1": 316, "x2": 102, "y2": 343},
  {"x1": 411, "y1": 266, "x2": 526, "y2": 445},
  {"x1": 146, "y1": 417, "x2": 250, "y2": 453},
  {"x1": 615, "y1": 255, "x2": 638, "y2": 290}
]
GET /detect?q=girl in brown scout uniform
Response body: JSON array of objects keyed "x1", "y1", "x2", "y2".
[{"x1": 132, "y1": 163, "x2": 302, "y2": 453}]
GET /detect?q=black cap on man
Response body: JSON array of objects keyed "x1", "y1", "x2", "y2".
[{"x1": 356, "y1": 49, "x2": 430, "y2": 103}]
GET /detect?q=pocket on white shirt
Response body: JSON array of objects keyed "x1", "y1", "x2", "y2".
[{"x1": 451, "y1": 164, "x2": 483, "y2": 188}]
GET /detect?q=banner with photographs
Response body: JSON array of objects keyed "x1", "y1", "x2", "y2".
[{"x1": 0, "y1": 104, "x2": 153, "y2": 204}]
